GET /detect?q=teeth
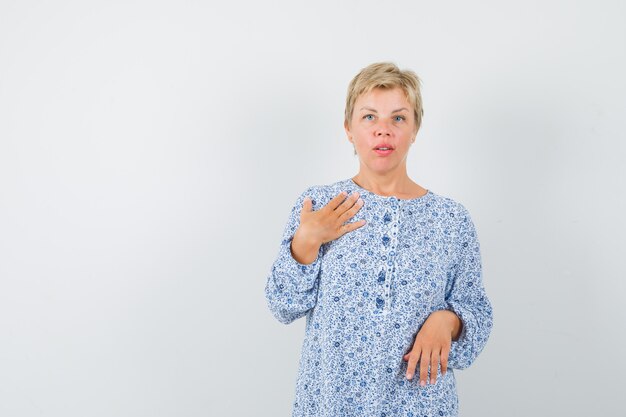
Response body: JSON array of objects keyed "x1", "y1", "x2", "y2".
[{"x1": 377, "y1": 147, "x2": 390, "y2": 150}]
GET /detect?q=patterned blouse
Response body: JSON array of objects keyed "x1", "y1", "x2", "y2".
[{"x1": 264, "y1": 178, "x2": 493, "y2": 417}]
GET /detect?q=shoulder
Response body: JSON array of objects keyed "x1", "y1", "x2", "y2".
[
  {"x1": 426, "y1": 190, "x2": 469, "y2": 215},
  {"x1": 427, "y1": 191, "x2": 475, "y2": 231},
  {"x1": 295, "y1": 179, "x2": 351, "y2": 211},
  {"x1": 422, "y1": 193, "x2": 480, "y2": 259}
]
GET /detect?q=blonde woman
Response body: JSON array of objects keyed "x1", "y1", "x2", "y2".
[{"x1": 265, "y1": 62, "x2": 493, "y2": 417}]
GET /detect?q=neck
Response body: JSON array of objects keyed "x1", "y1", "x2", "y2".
[{"x1": 352, "y1": 171, "x2": 414, "y2": 195}]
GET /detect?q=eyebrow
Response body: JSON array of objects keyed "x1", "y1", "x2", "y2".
[{"x1": 359, "y1": 107, "x2": 409, "y2": 113}]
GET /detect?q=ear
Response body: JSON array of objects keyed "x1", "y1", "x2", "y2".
[{"x1": 344, "y1": 120, "x2": 352, "y2": 141}]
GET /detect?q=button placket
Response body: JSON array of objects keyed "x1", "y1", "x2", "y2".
[
  {"x1": 382, "y1": 197, "x2": 400, "y2": 314},
  {"x1": 377, "y1": 232, "x2": 391, "y2": 315}
]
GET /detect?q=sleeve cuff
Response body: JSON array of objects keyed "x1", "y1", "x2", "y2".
[
  {"x1": 448, "y1": 300, "x2": 475, "y2": 343},
  {"x1": 273, "y1": 237, "x2": 323, "y2": 292},
  {"x1": 445, "y1": 300, "x2": 476, "y2": 367}
]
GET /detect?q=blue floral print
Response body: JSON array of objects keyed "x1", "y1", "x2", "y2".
[{"x1": 265, "y1": 178, "x2": 493, "y2": 417}]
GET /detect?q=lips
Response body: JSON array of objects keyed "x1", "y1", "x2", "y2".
[
  {"x1": 373, "y1": 143, "x2": 394, "y2": 150},
  {"x1": 374, "y1": 143, "x2": 393, "y2": 156}
]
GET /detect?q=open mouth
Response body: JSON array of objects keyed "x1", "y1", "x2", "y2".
[{"x1": 374, "y1": 148, "x2": 394, "y2": 156}]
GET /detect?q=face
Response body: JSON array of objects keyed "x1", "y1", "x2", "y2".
[{"x1": 345, "y1": 87, "x2": 418, "y2": 174}]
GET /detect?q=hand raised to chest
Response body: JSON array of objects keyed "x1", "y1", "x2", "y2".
[{"x1": 291, "y1": 191, "x2": 367, "y2": 265}]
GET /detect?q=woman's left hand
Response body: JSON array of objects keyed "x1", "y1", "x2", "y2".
[{"x1": 402, "y1": 309, "x2": 461, "y2": 386}]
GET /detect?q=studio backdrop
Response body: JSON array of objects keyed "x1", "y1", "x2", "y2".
[{"x1": 0, "y1": 1, "x2": 624, "y2": 416}]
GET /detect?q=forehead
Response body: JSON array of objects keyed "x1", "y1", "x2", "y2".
[{"x1": 355, "y1": 86, "x2": 412, "y2": 109}]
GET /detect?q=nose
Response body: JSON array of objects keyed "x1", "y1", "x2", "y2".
[{"x1": 375, "y1": 119, "x2": 391, "y2": 136}]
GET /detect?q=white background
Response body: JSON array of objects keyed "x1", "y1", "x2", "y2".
[{"x1": 1, "y1": 1, "x2": 624, "y2": 416}]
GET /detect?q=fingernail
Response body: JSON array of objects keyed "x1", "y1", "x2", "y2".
[
  {"x1": 420, "y1": 380, "x2": 426, "y2": 386},
  {"x1": 431, "y1": 378, "x2": 435, "y2": 384}
]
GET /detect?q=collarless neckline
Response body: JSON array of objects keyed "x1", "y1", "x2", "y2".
[{"x1": 347, "y1": 178, "x2": 433, "y2": 202}]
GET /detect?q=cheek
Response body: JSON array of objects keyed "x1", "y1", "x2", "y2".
[
  {"x1": 399, "y1": 128, "x2": 416, "y2": 142},
  {"x1": 351, "y1": 126, "x2": 371, "y2": 142}
]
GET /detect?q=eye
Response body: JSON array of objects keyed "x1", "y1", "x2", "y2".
[
  {"x1": 363, "y1": 114, "x2": 375, "y2": 121},
  {"x1": 394, "y1": 115, "x2": 406, "y2": 122}
]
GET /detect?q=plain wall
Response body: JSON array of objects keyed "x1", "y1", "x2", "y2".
[{"x1": 1, "y1": 0, "x2": 624, "y2": 416}]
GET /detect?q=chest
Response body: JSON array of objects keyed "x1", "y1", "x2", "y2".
[{"x1": 318, "y1": 203, "x2": 457, "y2": 314}]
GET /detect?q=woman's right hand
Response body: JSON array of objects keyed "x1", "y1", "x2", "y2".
[{"x1": 290, "y1": 191, "x2": 366, "y2": 264}]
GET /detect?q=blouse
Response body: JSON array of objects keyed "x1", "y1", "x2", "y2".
[{"x1": 264, "y1": 178, "x2": 493, "y2": 417}]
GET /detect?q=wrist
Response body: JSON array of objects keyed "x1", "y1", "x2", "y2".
[
  {"x1": 294, "y1": 226, "x2": 321, "y2": 248},
  {"x1": 290, "y1": 228, "x2": 322, "y2": 265},
  {"x1": 445, "y1": 310, "x2": 462, "y2": 341},
  {"x1": 435, "y1": 309, "x2": 462, "y2": 341}
]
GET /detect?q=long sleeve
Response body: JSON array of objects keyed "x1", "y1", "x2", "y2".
[
  {"x1": 264, "y1": 187, "x2": 324, "y2": 325},
  {"x1": 444, "y1": 204, "x2": 494, "y2": 370}
]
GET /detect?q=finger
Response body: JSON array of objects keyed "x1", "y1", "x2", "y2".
[
  {"x1": 440, "y1": 346, "x2": 449, "y2": 377},
  {"x1": 430, "y1": 349, "x2": 440, "y2": 385},
  {"x1": 335, "y1": 191, "x2": 361, "y2": 215},
  {"x1": 339, "y1": 197, "x2": 364, "y2": 224},
  {"x1": 419, "y1": 349, "x2": 430, "y2": 386},
  {"x1": 339, "y1": 217, "x2": 367, "y2": 236},
  {"x1": 406, "y1": 348, "x2": 421, "y2": 380},
  {"x1": 326, "y1": 191, "x2": 350, "y2": 211},
  {"x1": 301, "y1": 196, "x2": 313, "y2": 214}
]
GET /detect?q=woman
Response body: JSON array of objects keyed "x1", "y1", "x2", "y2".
[{"x1": 264, "y1": 62, "x2": 493, "y2": 417}]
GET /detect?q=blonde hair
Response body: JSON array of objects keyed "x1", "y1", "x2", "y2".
[{"x1": 344, "y1": 62, "x2": 424, "y2": 133}]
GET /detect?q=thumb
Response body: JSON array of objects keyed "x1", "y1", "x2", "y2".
[{"x1": 301, "y1": 196, "x2": 313, "y2": 213}]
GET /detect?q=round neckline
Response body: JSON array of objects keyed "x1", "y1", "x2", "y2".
[{"x1": 347, "y1": 178, "x2": 433, "y2": 202}]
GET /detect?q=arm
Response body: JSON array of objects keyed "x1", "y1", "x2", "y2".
[
  {"x1": 443, "y1": 204, "x2": 494, "y2": 369},
  {"x1": 264, "y1": 188, "x2": 324, "y2": 325}
]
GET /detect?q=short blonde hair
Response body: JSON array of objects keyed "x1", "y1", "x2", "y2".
[{"x1": 344, "y1": 62, "x2": 424, "y2": 133}]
